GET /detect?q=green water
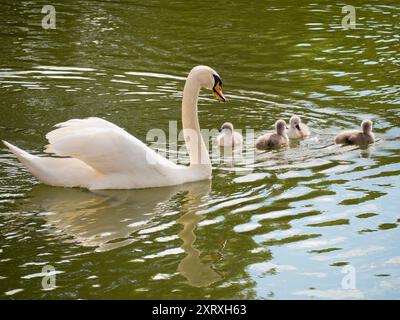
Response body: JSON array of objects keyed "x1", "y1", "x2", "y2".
[{"x1": 0, "y1": 0, "x2": 399, "y2": 299}]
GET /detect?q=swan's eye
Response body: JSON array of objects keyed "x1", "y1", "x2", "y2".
[{"x1": 213, "y1": 74, "x2": 221, "y2": 83}]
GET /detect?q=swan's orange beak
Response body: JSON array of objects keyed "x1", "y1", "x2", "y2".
[{"x1": 212, "y1": 82, "x2": 226, "y2": 102}]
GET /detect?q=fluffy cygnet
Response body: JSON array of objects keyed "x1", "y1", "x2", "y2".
[
  {"x1": 335, "y1": 120, "x2": 375, "y2": 146},
  {"x1": 287, "y1": 115, "x2": 310, "y2": 139},
  {"x1": 217, "y1": 122, "x2": 243, "y2": 147},
  {"x1": 255, "y1": 120, "x2": 289, "y2": 150}
]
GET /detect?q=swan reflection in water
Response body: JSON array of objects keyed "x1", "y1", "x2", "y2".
[
  {"x1": 27, "y1": 180, "x2": 221, "y2": 287},
  {"x1": 176, "y1": 183, "x2": 222, "y2": 287}
]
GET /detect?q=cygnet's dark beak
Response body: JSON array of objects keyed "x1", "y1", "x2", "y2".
[
  {"x1": 296, "y1": 124, "x2": 301, "y2": 131},
  {"x1": 218, "y1": 128, "x2": 222, "y2": 132}
]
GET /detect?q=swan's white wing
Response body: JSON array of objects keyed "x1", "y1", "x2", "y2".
[
  {"x1": 46, "y1": 117, "x2": 121, "y2": 145},
  {"x1": 45, "y1": 118, "x2": 178, "y2": 178}
]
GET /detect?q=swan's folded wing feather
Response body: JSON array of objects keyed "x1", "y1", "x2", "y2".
[
  {"x1": 45, "y1": 127, "x2": 177, "y2": 176},
  {"x1": 46, "y1": 117, "x2": 121, "y2": 146}
]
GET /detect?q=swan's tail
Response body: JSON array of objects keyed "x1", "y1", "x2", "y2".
[
  {"x1": 2, "y1": 140, "x2": 98, "y2": 188},
  {"x1": 3, "y1": 140, "x2": 35, "y2": 168}
]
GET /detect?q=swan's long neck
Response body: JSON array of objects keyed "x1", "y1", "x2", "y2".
[{"x1": 182, "y1": 75, "x2": 211, "y2": 175}]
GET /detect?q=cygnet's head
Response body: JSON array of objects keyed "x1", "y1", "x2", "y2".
[
  {"x1": 361, "y1": 119, "x2": 373, "y2": 134},
  {"x1": 275, "y1": 120, "x2": 287, "y2": 135},
  {"x1": 290, "y1": 115, "x2": 302, "y2": 131},
  {"x1": 188, "y1": 66, "x2": 226, "y2": 102},
  {"x1": 219, "y1": 122, "x2": 234, "y2": 133}
]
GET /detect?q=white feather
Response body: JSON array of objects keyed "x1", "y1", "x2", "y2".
[{"x1": 217, "y1": 131, "x2": 243, "y2": 147}]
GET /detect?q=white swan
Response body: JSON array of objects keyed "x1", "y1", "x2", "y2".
[
  {"x1": 287, "y1": 115, "x2": 310, "y2": 139},
  {"x1": 3, "y1": 66, "x2": 226, "y2": 190},
  {"x1": 216, "y1": 122, "x2": 243, "y2": 147}
]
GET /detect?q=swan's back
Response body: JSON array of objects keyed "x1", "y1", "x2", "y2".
[
  {"x1": 4, "y1": 117, "x2": 191, "y2": 189},
  {"x1": 217, "y1": 131, "x2": 243, "y2": 147},
  {"x1": 335, "y1": 130, "x2": 374, "y2": 145},
  {"x1": 256, "y1": 133, "x2": 288, "y2": 150},
  {"x1": 233, "y1": 132, "x2": 244, "y2": 145}
]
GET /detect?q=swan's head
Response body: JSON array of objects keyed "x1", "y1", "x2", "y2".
[
  {"x1": 219, "y1": 122, "x2": 234, "y2": 133},
  {"x1": 189, "y1": 65, "x2": 226, "y2": 102},
  {"x1": 276, "y1": 119, "x2": 287, "y2": 135},
  {"x1": 361, "y1": 119, "x2": 373, "y2": 134},
  {"x1": 290, "y1": 115, "x2": 302, "y2": 131}
]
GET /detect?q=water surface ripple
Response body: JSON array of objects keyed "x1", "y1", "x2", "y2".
[{"x1": 0, "y1": 1, "x2": 399, "y2": 299}]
